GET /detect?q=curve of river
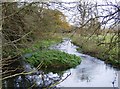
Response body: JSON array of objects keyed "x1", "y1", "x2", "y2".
[
  {"x1": 3, "y1": 38, "x2": 119, "y2": 88},
  {"x1": 51, "y1": 38, "x2": 118, "y2": 87}
]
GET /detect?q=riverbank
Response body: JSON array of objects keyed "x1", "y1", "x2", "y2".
[
  {"x1": 71, "y1": 34, "x2": 120, "y2": 69},
  {"x1": 21, "y1": 32, "x2": 119, "y2": 70},
  {"x1": 22, "y1": 34, "x2": 81, "y2": 72}
]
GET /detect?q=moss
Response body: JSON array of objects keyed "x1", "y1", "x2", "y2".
[{"x1": 25, "y1": 50, "x2": 81, "y2": 72}]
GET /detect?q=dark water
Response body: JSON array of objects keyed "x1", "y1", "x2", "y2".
[
  {"x1": 51, "y1": 38, "x2": 118, "y2": 87},
  {"x1": 2, "y1": 56, "x2": 61, "y2": 89}
]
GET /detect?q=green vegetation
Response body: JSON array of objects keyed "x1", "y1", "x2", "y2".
[
  {"x1": 22, "y1": 38, "x2": 81, "y2": 72},
  {"x1": 2, "y1": 2, "x2": 74, "y2": 80},
  {"x1": 2, "y1": 2, "x2": 119, "y2": 81},
  {"x1": 21, "y1": 36, "x2": 62, "y2": 54},
  {"x1": 2, "y1": 2, "x2": 119, "y2": 89},
  {"x1": 2, "y1": 3, "x2": 71, "y2": 58},
  {"x1": 71, "y1": 33, "x2": 119, "y2": 68},
  {"x1": 25, "y1": 49, "x2": 81, "y2": 72}
]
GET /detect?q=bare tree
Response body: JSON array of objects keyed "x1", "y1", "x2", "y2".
[{"x1": 1, "y1": 1, "x2": 120, "y2": 88}]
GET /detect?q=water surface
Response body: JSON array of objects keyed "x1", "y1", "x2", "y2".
[
  {"x1": 3, "y1": 38, "x2": 118, "y2": 88},
  {"x1": 51, "y1": 38, "x2": 118, "y2": 87}
]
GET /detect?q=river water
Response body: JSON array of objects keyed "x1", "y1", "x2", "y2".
[
  {"x1": 2, "y1": 38, "x2": 119, "y2": 88},
  {"x1": 51, "y1": 38, "x2": 118, "y2": 87}
]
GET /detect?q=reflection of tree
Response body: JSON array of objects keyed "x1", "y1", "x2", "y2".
[
  {"x1": 81, "y1": 73, "x2": 90, "y2": 82},
  {"x1": 76, "y1": 68, "x2": 91, "y2": 82},
  {"x1": 1, "y1": 0, "x2": 120, "y2": 88},
  {"x1": 1, "y1": 2, "x2": 71, "y2": 88}
]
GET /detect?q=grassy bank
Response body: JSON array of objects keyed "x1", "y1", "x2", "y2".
[
  {"x1": 21, "y1": 33, "x2": 62, "y2": 54},
  {"x1": 71, "y1": 33, "x2": 120, "y2": 68}
]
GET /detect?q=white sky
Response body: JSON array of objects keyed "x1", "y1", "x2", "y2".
[
  {"x1": 14, "y1": 0, "x2": 120, "y2": 3},
  {"x1": 53, "y1": 0, "x2": 120, "y2": 26},
  {"x1": 14, "y1": 0, "x2": 120, "y2": 27}
]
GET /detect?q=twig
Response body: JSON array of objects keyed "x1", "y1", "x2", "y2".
[{"x1": 48, "y1": 73, "x2": 71, "y2": 88}]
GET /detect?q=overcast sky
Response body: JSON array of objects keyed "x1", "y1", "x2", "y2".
[
  {"x1": 15, "y1": 0, "x2": 120, "y2": 4},
  {"x1": 53, "y1": 0, "x2": 120, "y2": 26},
  {"x1": 14, "y1": 0, "x2": 120, "y2": 27}
]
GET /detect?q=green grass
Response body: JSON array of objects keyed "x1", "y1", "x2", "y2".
[{"x1": 21, "y1": 34, "x2": 62, "y2": 54}]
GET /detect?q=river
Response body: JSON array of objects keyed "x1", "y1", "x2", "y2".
[
  {"x1": 2, "y1": 38, "x2": 119, "y2": 88},
  {"x1": 51, "y1": 38, "x2": 118, "y2": 87}
]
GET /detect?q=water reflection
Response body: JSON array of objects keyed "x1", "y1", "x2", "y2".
[
  {"x1": 53, "y1": 39, "x2": 118, "y2": 87},
  {"x1": 2, "y1": 61, "x2": 62, "y2": 89},
  {"x1": 3, "y1": 39, "x2": 119, "y2": 88}
]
